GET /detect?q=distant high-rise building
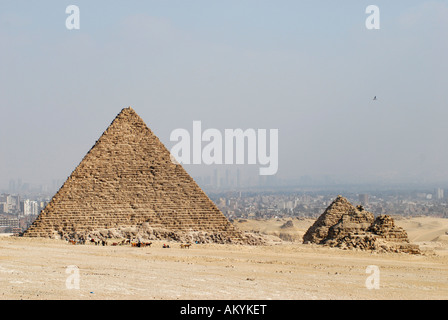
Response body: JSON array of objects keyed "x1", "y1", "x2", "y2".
[
  {"x1": 236, "y1": 169, "x2": 241, "y2": 188},
  {"x1": 258, "y1": 175, "x2": 266, "y2": 186},
  {"x1": 8, "y1": 180, "x2": 16, "y2": 193},
  {"x1": 0, "y1": 194, "x2": 7, "y2": 214},
  {"x1": 20, "y1": 199, "x2": 37, "y2": 216},
  {"x1": 214, "y1": 169, "x2": 220, "y2": 188},
  {"x1": 283, "y1": 201, "x2": 294, "y2": 210},
  {"x1": 0, "y1": 194, "x2": 20, "y2": 214},
  {"x1": 435, "y1": 188, "x2": 444, "y2": 200},
  {"x1": 359, "y1": 194, "x2": 369, "y2": 206},
  {"x1": 21, "y1": 199, "x2": 39, "y2": 216},
  {"x1": 0, "y1": 202, "x2": 7, "y2": 214}
]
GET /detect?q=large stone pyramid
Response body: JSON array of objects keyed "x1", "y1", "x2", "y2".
[
  {"x1": 303, "y1": 196, "x2": 420, "y2": 254},
  {"x1": 23, "y1": 107, "x2": 244, "y2": 243}
]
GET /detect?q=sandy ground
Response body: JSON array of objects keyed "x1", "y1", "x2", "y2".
[{"x1": 1, "y1": 216, "x2": 447, "y2": 300}]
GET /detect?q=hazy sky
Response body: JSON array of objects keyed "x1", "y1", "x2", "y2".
[{"x1": 1, "y1": 1, "x2": 448, "y2": 188}]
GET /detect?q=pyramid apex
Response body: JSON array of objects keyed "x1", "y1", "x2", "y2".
[
  {"x1": 333, "y1": 195, "x2": 348, "y2": 203},
  {"x1": 120, "y1": 106, "x2": 135, "y2": 113},
  {"x1": 113, "y1": 106, "x2": 140, "y2": 121}
]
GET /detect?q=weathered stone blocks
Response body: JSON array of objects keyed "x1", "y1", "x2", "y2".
[{"x1": 22, "y1": 107, "x2": 244, "y2": 243}]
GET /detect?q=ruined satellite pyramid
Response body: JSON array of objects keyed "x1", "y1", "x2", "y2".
[
  {"x1": 303, "y1": 196, "x2": 420, "y2": 254},
  {"x1": 23, "y1": 107, "x2": 244, "y2": 243}
]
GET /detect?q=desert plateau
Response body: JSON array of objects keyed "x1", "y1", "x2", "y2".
[{"x1": 1, "y1": 216, "x2": 447, "y2": 300}]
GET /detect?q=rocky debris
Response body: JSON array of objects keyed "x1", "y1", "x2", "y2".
[
  {"x1": 303, "y1": 196, "x2": 420, "y2": 254},
  {"x1": 57, "y1": 223, "x2": 267, "y2": 246},
  {"x1": 280, "y1": 220, "x2": 294, "y2": 229},
  {"x1": 22, "y1": 107, "x2": 247, "y2": 244}
]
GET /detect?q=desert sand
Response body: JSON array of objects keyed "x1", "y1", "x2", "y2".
[{"x1": 1, "y1": 216, "x2": 447, "y2": 300}]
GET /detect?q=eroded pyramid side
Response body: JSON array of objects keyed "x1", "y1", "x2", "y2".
[{"x1": 302, "y1": 195, "x2": 356, "y2": 244}]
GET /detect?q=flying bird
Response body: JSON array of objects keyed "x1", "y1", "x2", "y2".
[{"x1": 373, "y1": 96, "x2": 377, "y2": 101}]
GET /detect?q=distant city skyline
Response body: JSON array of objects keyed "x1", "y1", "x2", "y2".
[{"x1": 1, "y1": 1, "x2": 448, "y2": 188}]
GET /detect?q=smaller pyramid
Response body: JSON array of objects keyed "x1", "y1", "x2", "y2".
[
  {"x1": 303, "y1": 195, "x2": 355, "y2": 244},
  {"x1": 303, "y1": 196, "x2": 420, "y2": 254}
]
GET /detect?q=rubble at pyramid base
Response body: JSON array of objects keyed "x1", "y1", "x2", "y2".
[
  {"x1": 42, "y1": 223, "x2": 266, "y2": 245},
  {"x1": 323, "y1": 233, "x2": 421, "y2": 254}
]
